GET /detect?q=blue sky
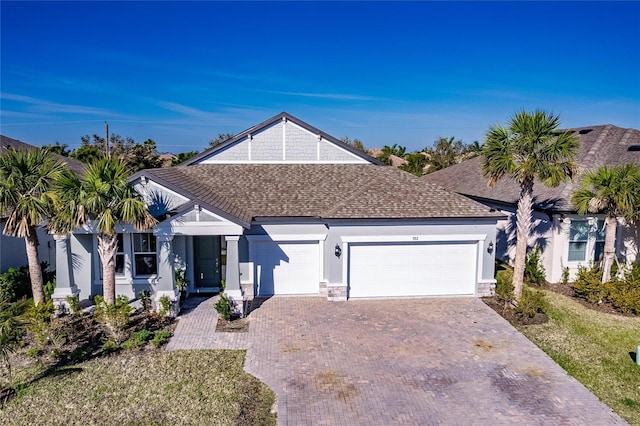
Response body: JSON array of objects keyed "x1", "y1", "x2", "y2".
[{"x1": 1, "y1": 1, "x2": 639, "y2": 154}]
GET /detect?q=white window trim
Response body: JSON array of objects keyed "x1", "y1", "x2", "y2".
[{"x1": 132, "y1": 233, "x2": 158, "y2": 277}]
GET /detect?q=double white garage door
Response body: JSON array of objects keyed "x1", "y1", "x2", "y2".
[{"x1": 253, "y1": 240, "x2": 477, "y2": 298}]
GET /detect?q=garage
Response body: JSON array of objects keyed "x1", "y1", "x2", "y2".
[
  {"x1": 254, "y1": 241, "x2": 320, "y2": 296},
  {"x1": 348, "y1": 241, "x2": 477, "y2": 298}
]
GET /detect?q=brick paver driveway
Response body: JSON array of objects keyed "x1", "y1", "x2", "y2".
[{"x1": 170, "y1": 297, "x2": 625, "y2": 425}]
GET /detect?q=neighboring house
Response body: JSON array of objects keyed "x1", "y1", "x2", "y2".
[
  {"x1": 52, "y1": 112, "x2": 503, "y2": 311},
  {"x1": 424, "y1": 125, "x2": 640, "y2": 283},
  {"x1": 0, "y1": 135, "x2": 85, "y2": 274}
]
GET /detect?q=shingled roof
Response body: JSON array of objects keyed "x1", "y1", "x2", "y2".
[
  {"x1": 423, "y1": 125, "x2": 640, "y2": 212},
  {"x1": 0, "y1": 135, "x2": 86, "y2": 176},
  {"x1": 138, "y1": 163, "x2": 502, "y2": 224}
]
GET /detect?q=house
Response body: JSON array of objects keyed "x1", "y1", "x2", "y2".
[
  {"x1": 51, "y1": 113, "x2": 504, "y2": 312},
  {"x1": 0, "y1": 135, "x2": 85, "y2": 274},
  {"x1": 423, "y1": 125, "x2": 640, "y2": 283}
]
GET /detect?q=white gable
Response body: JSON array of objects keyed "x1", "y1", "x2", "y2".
[
  {"x1": 195, "y1": 118, "x2": 370, "y2": 164},
  {"x1": 155, "y1": 206, "x2": 244, "y2": 236},
  {"x1": 132, "y1": 178, "x2": 189, "y2": 217}
]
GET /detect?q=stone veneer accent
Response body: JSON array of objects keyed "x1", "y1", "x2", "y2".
[
  {"x1": 477, "y1": 281, "x2": 496, "y2": 297},
  {"x1": 327, "y1": 285, "x2": 347, "y2": 301}
]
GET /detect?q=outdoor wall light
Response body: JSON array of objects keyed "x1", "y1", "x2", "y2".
[
  {"x1": 487, "y1": 241, "x2": 494, "y2": 254},
  {"x1": 334, "y1": 244, "x2": 342, "y2": 258}
]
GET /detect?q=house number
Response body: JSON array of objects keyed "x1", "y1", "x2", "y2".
[{"x1": 413, "y1": 236, "x2": 419, "y2": 240}]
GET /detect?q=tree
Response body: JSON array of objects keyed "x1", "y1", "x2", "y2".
[
  {"x1": 340, "y1": 137, "x2": 367, "y2": 154},
  {"x1": 171, "y1": 151, "x2": 200, "y2": 166},
  {"x1": 376, "y1": 144, "x2": 406, "y2": 165},
  {"x1": 71, "y1": 134, "x2": 162, "y2": 172},
  {"x1": 51, "y1": 158, "x2": 157, "y2": 305},
  {"x1": 465, "y1": 140, "x2": 484, "y2": 157},
  {"x1": 0, "y1": 148, "x2": 65, "y2": 305},
  {"x1": 482, "y1": 110, "x2": 579, "y2": 302},
  {"x1": 400, "y1": 152, "x2": 428, "y2": 176},
  {"x1": 41, "y1": 141, "x2": 70, "y2": 157},
  {"x1": 209, "y1": 133, "x2": 235, "y2": 147},
  {"x1": 571, "y1": 163, "x2": 640, "y2": 282},
  {"x1": 426, "y1": 137, "x2": 466, "y2": 172}
]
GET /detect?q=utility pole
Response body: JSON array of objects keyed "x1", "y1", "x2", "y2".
[{"x1": 105, "y1": 122, "x2": 110, "y2": 158}]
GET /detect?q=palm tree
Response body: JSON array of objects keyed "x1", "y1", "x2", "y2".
[
  {"x1": 482, "y1": 110, "x2": 579, "y2": 301},
  {"x1": 571, "y1": 163, "x2": 640, "y2": 282},
  {"x1": 0, "y1": 148, "x2": 65, "y2": 305},
  {"x1": 51, "y1": 158, "x2": 157, "y2": 305}
]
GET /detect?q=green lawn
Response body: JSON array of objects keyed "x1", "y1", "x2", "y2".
[
  {"x1": 0, "y1": 350, "x2": 276, "y2": 426},
  {"x1": 517, "y1": 290, "x2": 640, "y2": 424}
]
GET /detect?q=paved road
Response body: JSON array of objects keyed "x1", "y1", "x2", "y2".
[{"x1": 168, "y1": 296, "x2": 626, "y2": 425}]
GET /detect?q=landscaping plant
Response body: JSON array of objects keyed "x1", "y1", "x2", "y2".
[
  {"x1": 93, "y1": 295, "x2": 133, "y2": 344},
  {"x1": 214, "y1": 294, "x2": 233, "y2": 321},
  {"x1": 524, "y1": 247, "x2": 546, "y2": 286}
]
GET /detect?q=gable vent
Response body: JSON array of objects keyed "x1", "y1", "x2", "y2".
[
  {"x1": 579, "y1": 129, "x2": 593, "y2": 134},
  {"x1": 628, "y1": 145, "x2": 640, "y2": 152}
]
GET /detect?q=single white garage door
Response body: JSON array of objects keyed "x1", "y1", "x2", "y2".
[
  {"x1": 348, "y1": 241, "x2": 477, "y2": 298},
  {"x1": 254, "y1": 241, "x2": 320, "y2": 296}
]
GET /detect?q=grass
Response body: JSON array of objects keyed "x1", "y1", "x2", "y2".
[
  {"x1": 517, "y1": 290, "x2": 640, "y2": 424},
  {"x1": 0, "y1": 350, "x2": 276, "y2": 426}
]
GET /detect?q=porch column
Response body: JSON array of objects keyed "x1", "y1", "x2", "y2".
[
  {"x1": 51, "y1": 234, "x2": 79, "y2": 312},
  {"x1": 224, "y1": 236, "x2": 243, "y2": 313},
  {"x1": 155, "y1": 234, "x2": 179, "y2": 316}
]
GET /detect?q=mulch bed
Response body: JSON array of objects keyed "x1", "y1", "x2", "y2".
[
  {"x1": 482, "y1": 297, "x2": 548, "y2": 326},
  {"x1": 215, "y1": 317, "x2": 250, "y2": 333}
]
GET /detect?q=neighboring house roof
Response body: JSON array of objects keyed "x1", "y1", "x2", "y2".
[
  {"x1": 136, "y1": 163, "x2": 503, "y2": 224},
  {"x1": 368, "y1": 148, "x2": 407, "y2": 167},
  {"x1": 182, "y1": 112, "x2": 384, "y2": 166},
  {"x1": 423, "y1": 125, "x2": 640, "y2": 212},
  {"x1": 0, "y1": 135, "x2": 86, "y2": 176}
]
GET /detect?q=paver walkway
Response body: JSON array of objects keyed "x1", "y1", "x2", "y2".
[{"x1": 167, "y1": 296, "x2": 626, "y2": 425}]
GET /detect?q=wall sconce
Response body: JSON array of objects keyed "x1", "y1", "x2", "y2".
[
  {"x1": 334, "y1": 244, "x2": 342, "y2": 258},
  {"x1": 487, "y1": 241, "x2": 494, "y2": 254}
]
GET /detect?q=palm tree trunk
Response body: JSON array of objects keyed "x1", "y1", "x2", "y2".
[
  {"x1": 601, "y1": 215, "x2": 617, "y2": 283},
  {"x1": 24, "y1": 226, "x2": 44, "y2": 306},
  {"x1": 97, "y1": 233, "x2": 118, "y2": 305},
  {"x1": 513, "y1": 177, "x2": 534, "y2": 302}
]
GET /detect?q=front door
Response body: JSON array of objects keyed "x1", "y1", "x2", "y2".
[{"x1": 194, "y1": 236, "x2": 221, "y2": 291}]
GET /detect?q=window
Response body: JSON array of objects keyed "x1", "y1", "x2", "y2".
[
  {"x1": 594, "y1": 219, "x2": 607, "y2": 262},
  {"x1": 568, "y1": 220, "x2": 589, "y2": 261},
  {"x1": 115, "y1": 234, "x2": 125, "y2": 275},
  {"x1": 133, "y1": 233, "x2": 157, "y2": 275}
]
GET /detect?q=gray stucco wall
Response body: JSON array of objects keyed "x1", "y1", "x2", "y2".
[
  {"x1": 0, "y1": 227, "x2": 55, "y2": 274},
  {"x1": 70, "y1": 234, "x2": 94, "y2": 301}
]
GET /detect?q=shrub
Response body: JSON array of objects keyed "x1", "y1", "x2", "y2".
[
  {"x1": 25, "y1": 347, "x2": 43, "y2": 358},
  {"x1": 151, "y1": 331, "x2": 171, "y2": 348},
  {"x1": 515, "y1": 286, "x2": 548, "y2": 318},
  {"x1": 66, "y1": 294, "x2": 81, "y2": 317},
  {"x1": 138, "y1": 290, "x2": 152, "y2": 312},
  {"x1": 26, "y1": 300, "x2": 66, "y2": 349},
  {"x1": 495, "y1": 269, "x2": 514, "y2": 303},
  {"x1": 0, "y1": 266, "x2": 31, "y2": 302},
  {"x1": 122, "y1": 330, "x2": 152, "y2": 350},
  {"x1": 94, "y1": 295, "x2": 133, "y2": 344},
  {"x1": 101, "y1": 340, "x2": 119, "y2": 354},
  {"x1": 525, "y1": 247, "x2": 546, "y2": 286},
  {"x1": 572, "y1": 265, "x2": 607, "y2": 304},
  {"x1": 606, "y1": 264, "x2": 640, "y2": 314},
  {"x1": 214, "y1": 294, "x2": 233, "y2": 321},
  {"x1": 561, "y1": 267, "x2": 570, "y2": 285},
  {"x1": 158, "y1": 295, "x2": 173, "y2": 317}
]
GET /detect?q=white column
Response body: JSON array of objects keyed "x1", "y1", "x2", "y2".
[
  {"x1": 224, "y1": 236, "x2": 242, "y2": 300},
  {"x1": 51, "y1": 234, "x2": 79, "y2": 310}
]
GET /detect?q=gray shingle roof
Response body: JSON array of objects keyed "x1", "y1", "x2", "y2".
[
  {"x1": 423, "y1": 125, "x2": 640, "y2": 212},
  {"x1": 141, "y1": 164, "x2": 502, "y2": 223},
  {"x1": 0, "y1": 135, "x2": 86, "y2": 176}
]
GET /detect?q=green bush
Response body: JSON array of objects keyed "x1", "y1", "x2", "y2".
[
  {"x1": 572, "y1": 264, "x2": 607, "y2": 303},
  {"x1": 138, "y1": 290, "x2": 152, "y2": 312},
  {"x1": 214, "y1": 294, "x2": 233, "y2": 321},
  {"x1": 151, "y1": 331, "x2": 171, "y2": 348},
  {"x1": 66, "y1": 294, "x2": 81, "y2": 316},
  {"x1": 607, "y1": 264, "x2": 640, "y2": 314},
  {"x1": 525, "y1": 247, "x2": 546, "y2": 286},
  {"x1": 515, "y1": 286, "x2": 548, "y2": 318},
  {"x1": 158, "y1": 295, "x2": 173, "y2": 317},
  {"x1": 561, "y1": 267, "x2": 570, "y2": 285},
  {"x1": 94, "y1": 295, "x2": 133, "y2": 344},
  {"x1": 495, "y1": 269, "x2": 514, "y2": 303},
  {"x1": 101, "y1": 340, "x2": 119, "y2": 354},
  {"x1": 0, "y1": 267, "x2": 31, "y2": 302},
  {"x1": 122, "y1": 330, "x2": 152, "y2": 350}
]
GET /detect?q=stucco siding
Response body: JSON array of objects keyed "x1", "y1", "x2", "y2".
[{"x1": 70, "y1": 234, "x2": 94, "y2": 301}]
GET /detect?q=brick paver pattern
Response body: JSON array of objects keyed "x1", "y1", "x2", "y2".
[{"x1": 167, "y1": 296, "x2": 626, "y2": 425}]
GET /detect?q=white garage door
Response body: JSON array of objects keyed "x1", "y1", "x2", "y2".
[
  {"x1": 348, "y1": 241, "x2": 477, "y2": 298},
  {"x1": 254, "y1": 241, "x2": 320, "y2": 296}
]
